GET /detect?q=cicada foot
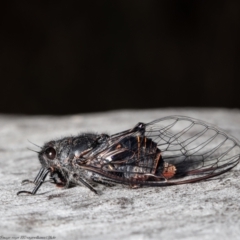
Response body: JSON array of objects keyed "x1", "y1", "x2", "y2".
[
  {"x1": 17, "y1": 190, "x2": 34, "y2": 195},
  {"x1": 21, "y1": 179, "x2": 35, "y2": 185}
]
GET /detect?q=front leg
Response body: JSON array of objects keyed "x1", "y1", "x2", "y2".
[{"x1": 17, "y1": 168, "x2": 51, "y2": 195}]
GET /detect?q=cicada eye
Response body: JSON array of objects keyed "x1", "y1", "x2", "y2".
[{"x1": 45, "y1": 147, "x2": 56, "y2": 160}]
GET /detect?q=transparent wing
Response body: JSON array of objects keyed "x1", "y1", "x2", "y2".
[
  {"x1": 80, "y1": 116, "x2": 240, "y2": 187},
  {"x1": 144, "y1": 116, "x2": 240, "y2": 184}
]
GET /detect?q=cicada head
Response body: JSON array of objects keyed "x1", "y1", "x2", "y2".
[{"x1": 38, "y1": 133, "x2": 104, "y2": 185}]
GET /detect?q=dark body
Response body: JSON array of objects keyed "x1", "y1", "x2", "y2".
[{"x1": 17, "y1": 116, "x2": 240, "y2": 195}]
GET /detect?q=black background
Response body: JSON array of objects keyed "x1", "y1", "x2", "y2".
[{"x1": 0, "y1": 1, "x2": 239, "y2": 115}]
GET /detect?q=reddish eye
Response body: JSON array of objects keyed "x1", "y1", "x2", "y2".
[{"x1": 45, "y1": 147, "x2": 56, "y2": 160}]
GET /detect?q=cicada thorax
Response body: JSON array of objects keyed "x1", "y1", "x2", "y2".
[{"x1": 97, "y1": 135, "x2": 177, "y2": 183}]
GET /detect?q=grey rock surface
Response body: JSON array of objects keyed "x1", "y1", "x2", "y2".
[{"x1": 0, "y1": 109, "x2": 240, "y2": 240}]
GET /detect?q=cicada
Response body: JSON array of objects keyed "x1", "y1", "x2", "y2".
[{"x1": 17, "y1": 116, "x2": 240, "y2": 195}]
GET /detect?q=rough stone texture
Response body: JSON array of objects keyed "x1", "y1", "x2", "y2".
[{"x1": 0, "y1": 108, "x2": 240, "y2": 240}]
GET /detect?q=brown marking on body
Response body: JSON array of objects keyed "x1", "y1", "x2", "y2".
[
  {"x1": 116, "y1": 144, "x2": 122, "y2": 149},
  {"x1": 162, "y1": 162, "x2": 176, "y2": 179},
  {"x1": 137, "y1": 136, "x2": 141, "y2": 160},
  {"x1": 152, "y1": 150, "x2": 162, "y2": 175}
]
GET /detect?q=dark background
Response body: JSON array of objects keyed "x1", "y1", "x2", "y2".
[{"x1": 0, "y1": 1, "x2": 239, "y2": 115}]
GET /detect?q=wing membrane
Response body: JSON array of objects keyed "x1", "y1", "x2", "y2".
[{"x1": 80, "y1": 116, "x2": 240, "y2": 187}]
